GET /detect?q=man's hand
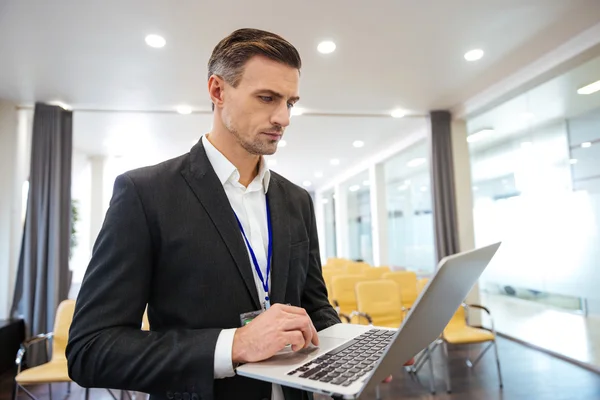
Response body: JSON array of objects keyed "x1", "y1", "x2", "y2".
[{"x1": 232, "y1": 304, "x2": 319, "y2": 364}]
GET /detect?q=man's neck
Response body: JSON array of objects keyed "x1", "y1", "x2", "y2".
[{"x1": 206, "y1": 130, "x2": 261, "y2": 187}]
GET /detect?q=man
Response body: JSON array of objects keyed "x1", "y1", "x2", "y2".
[{"x1": 66, "y1": 28, "x2": 341, "y2": 400}]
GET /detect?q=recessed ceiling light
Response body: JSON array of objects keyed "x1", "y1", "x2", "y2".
[
  {"x1": 322, "y1": 198, "x2": 329, "y2": 204},
  {"x1": 317, "y1": 41, "x2": 336, "y2": 54},
  {"x1": 145, "y1": 34, "x2": 166, "y2": 48},
  {"x1": 420, "y1": 186, "x2": 428, "y2": 192},
  {"x1": 48, "y1": 100, "x2": 72, "y2": 110},
  {"x1": 577, "y1": 80, "x2": 600, "y2": 95},
  {"x1": 467, "y1": 128, "x2": 495, "y2": 143},
  {"x1": 569, "y1": 159, "x2": 578, "y2": 165},
  {"x1": 362, "y1": 180, "x2": 370, "y2": 186},
  {"x1": 473, "y1": 186, "x2": 479, "y2": 191},
  {"x1": 391, "y1": 109, "x2": 406, "y2": 118},
  {"x1": 582, "y1": 142, "x2": 592, "y2": 148},
  {"x1": 398, "y1": 185, "x2": 408, "y2": 191},
  {"x1": 349, "y1": 185, "x2": 360, "y2": 192},
  {"x1": 404, "y1": 179, "x2": 411, "y2": 185},
  {"x1": 314, "y1": 171, "x2": 324, "y2": 178},
  {"x1": 176, "y1": 105, "x2": 192, "y2": 115},
  {"x1": 330, "y1": 159, "x2": 340, "y2": 166},
  {"x1": 303, "y1": 180, "x2": 312, "y2": 187},
  {"x1": 521, "y1": 141, "x2": 533, "y2": 149},
  {"x1": 267, "y1": 159, "x2": 278, "y2": 166},
  {"x1": 407, "y1": 158, "x2": 426, "y2": 168},
  {"x1": 353, "y1": 140, "x2": 365, "y2": 148},
  {"x1": 291, "y1": 107, "x2": 304, "y2": 116},
  {"x1": 278, "y1": 140, "x2": 287, "y2": 147},
  {"x1": 464, "y1": 49, "x2": 484, "y2": 61}
]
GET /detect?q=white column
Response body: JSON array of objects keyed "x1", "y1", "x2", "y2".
[
  {"x1": 89, "y1": 155, "x2": 106, "y2": 252},
  {"x1": 314, "y1": 191, "x2": 327, "y2": 265},
  {"x1": 451, "y1": 119, "x2": 481, "y2": 324},
  {"x1": 0, "y1": 102, "x2": 30, "y2": 319},
  {"x1": 334, "y1": 184, "x2": 348, "y2": 258},
  {"x1": 369, "y1": 163, "x2": 389, "y2": 266}
]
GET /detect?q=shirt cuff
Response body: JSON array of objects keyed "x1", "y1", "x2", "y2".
[{"x1": 214, "y1": 328, "x2": 237, "y2": 379}]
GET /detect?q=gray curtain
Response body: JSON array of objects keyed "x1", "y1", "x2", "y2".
[
  {"x1": 11, "y1": 103, "x2": 73, "y2": 365},
  {"x1": 430, "y1": 110, "x2": 459, "y2": 262}
]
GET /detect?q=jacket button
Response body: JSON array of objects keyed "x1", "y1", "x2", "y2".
[
  {"x1": 166, "y1": 392, "x2": 174, "y2": 400},
  {"x1": 174, "y1": 393, "x2": 182, "y2": 400},
  {"x1": 191, "y1": 394, "x2": 199, "y2": 400}
]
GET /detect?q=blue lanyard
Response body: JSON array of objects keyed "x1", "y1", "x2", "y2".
[{"x1": 233, "y1": 199, "x2": 273, "y2": 310}]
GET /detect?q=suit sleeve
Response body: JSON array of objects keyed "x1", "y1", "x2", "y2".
[
  {"x1": 66, "y1": 174, "x2": 219, "y2": 399},
  {"x1": 301, "y1": 191, "x2": 341, "y2": 331}
]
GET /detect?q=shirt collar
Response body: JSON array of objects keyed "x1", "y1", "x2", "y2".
[{"x1": 201, "y1": 134, "x2": 271, "y2": 193}]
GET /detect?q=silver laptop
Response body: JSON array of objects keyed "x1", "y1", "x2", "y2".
[{"x1": 236, "y1": 242, "x2": 501, "y2": 399}]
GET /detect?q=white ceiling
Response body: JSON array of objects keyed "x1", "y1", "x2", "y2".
[
  {"x1": 2, "y1": 0, "x2": 600, "y2": 187},
  {"x1": 1, "y1": 0, "x2": 600, "y2": 113},
  {"x1": 467, "y1": 54, "x2": 600, "y2": 153}
]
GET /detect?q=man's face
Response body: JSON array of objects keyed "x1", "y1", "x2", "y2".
[{"x1": 219, "y1": 56, "x2": 300, "y2": 156}]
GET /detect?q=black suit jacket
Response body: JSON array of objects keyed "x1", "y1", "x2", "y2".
[{"x1": 66, "y1": 141, "x2": 341, "y2": 400}]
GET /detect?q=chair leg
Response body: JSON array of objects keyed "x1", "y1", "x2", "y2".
[
  {"x1": 425, "y1": 347, "x2": 436, "y2": 394},
  {"x1": 85, "y1": 388, "x2": 90, "y2": 400},
  {"x1": 375, "y1": 385, "x2": 381, "y2": 400},
  {"x1": 12, "y1": 382, "x2": 18, "y2": 400},
  {"x1": 493, "y1": 340, "x2": 504, "y2": 389},
  {"x1": 48, "y1": 384, "x2": 52, "y2": 400},
  {"x1": 67, "y1": 382, "x2": 72, "y2": 394},
  {"x1": 443, "y1": 341, "x2": 452, "y2": 393}
]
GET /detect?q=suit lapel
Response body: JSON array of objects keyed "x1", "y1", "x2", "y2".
[
  {"x1": 181, "y1": 141, "x2": 261, "y2": 310},
  {"x1": 268, "y1": 178, "x2": 291, "y2": 305}
]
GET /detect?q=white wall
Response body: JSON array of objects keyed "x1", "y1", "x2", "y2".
[{"x1": 0, "y1": 104, "x2": 32, "y2": 319}]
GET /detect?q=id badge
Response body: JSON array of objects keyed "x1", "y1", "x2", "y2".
[{"x1": 239, "y1": 309, "x2": 264, "y2": 326}]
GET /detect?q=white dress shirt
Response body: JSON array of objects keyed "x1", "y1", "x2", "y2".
[{"x1": 202, "y1": 135, "x2": 284, "y2": 400}]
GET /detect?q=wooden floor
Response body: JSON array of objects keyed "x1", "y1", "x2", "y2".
[{"x1": 2, "y1": 337, "x2": 600, "y2": 400}]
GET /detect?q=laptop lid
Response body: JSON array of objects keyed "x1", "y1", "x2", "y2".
[{"x1": 359, "y1": 242, "x2": 501, "y2": 398}]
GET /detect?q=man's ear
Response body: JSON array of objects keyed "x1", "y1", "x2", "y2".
[{"x1": 208, "y1": 75, "x2": 225, "y2": 110}]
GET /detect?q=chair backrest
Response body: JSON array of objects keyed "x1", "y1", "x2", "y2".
[
  {"x1": 52, "y1": 299, "x2": 76, "y2": 362},
  {"x1": 383, "y1": 271, "x2": 418, "y2": 308},
  {"x1": 346, "y1": 263, "x2": 369, "y2": 275},
  {"x1": 363, "y1": 266, "x2": 391, "y2": 280},
  {"x1": 331, "y1": 275, "x2": 366, "y2": 316},
  {"x1": 443, "y1": 305, "x2": 468, "y2": 336},
  {"x1": 355, "y1": 280, "x2": 404, "y2": 328},
  {"x1": 416, "y1": 278, "x2": 429, "y2": 294}
]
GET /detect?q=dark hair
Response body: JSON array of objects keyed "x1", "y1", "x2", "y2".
[{"x1": 208, "y1": 28, "x2": 302, "y2": 88}]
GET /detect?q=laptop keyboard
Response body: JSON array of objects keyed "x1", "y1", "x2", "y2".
[{"x1": 286, "y1": 328, "x2": 395, "y2": 387}]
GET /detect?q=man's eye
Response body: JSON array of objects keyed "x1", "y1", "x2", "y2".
[{"x1": 260, "y1": 96, "x2": 273, "y2": 102}]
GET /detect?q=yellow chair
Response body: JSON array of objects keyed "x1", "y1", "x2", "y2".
[
  {"x1": 416, "y1": 277, "x2": 429, "y2": 294},
  {"x1": 14, "y1": 299, "x2": 87, "y2": 400},
  {"x1": 362, "y1": 266, "x2": 391, "y2": 280},
  {"x1": 383, "y1": 271, "x2": 418, "y2": 311},
  {"x1": 441, "y1": 304, "x2": 503, "y2": 393},
  {"x1": 322, "y1": 268, "x2": 345, "y2": 306},
  {"x1": 354, "y1": 280, "x2": 403, "y2": 327},
  {"x1": 330, "y1": 275, "x2": 366, "y2": 323},
  {"x1": 345, "y1": 263, "x2": 369, "y2": 275}
]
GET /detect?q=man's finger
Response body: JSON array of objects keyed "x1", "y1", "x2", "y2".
[
  {"x1": 281, "y1": 315, "x2": 313, "y2": 348},
  {"x1": 284, "y1": 331, "x2": 306, "y2": 352}
]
